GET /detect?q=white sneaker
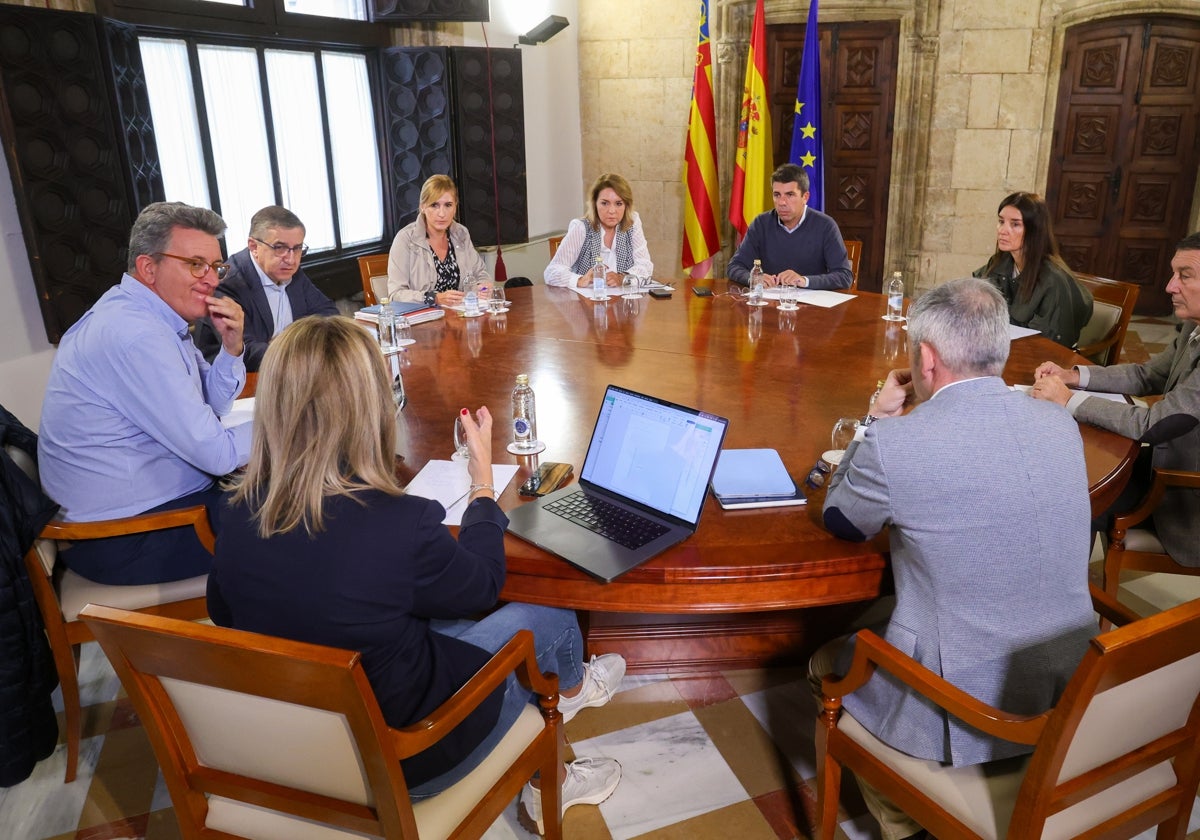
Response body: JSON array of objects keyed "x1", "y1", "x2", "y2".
[
  {"x1": 519, "y1": 757, "x2": 622, "y2": 835},
  {"x1": 558, "y1": 653, "x2": 626, "y2": 724}
]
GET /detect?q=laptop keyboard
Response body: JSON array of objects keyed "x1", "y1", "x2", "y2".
[{"x1": 544, "y1": 491, "x2": 670, "y2": 550}]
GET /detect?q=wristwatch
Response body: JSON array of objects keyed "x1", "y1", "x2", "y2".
[
  {"x1": 860, "y1": 413, "x2": 879, "y2": 428},
  {"x1": 424, "y1": 290, "x2": 437, "y2": 307}
]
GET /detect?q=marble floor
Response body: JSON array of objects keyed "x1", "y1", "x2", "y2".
[{"x1": 3, "y1": 315, "x2": 1197, "y2": 840}]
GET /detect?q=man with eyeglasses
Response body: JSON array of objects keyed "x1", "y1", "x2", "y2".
[
  {"x1": 195, "y1": 205, "x2": 337, "y2": 371},
  {"x1": 38, "y1": 202, "x2": 252, "y2": 585}
]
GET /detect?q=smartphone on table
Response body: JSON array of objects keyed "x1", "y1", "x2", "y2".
[{"x1": 519, "y1": 462, "x2": 574, "y2": 497}]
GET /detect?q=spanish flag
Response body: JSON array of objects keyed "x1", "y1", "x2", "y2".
[
  {"x1": 729, "y1": 0, "x2": 773, "y2": 240},
  {"x1": 682, "y1": 0, "x2": 721, "y2": 277}
]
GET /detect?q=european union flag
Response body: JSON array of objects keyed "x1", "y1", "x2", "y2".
[{"x1": 789, "y1": 0, "x2": 823, "y2": 210}]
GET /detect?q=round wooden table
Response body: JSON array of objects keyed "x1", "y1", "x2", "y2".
[{"x1": 381, "y1": 282, "x2": 1135, "y2": 668}]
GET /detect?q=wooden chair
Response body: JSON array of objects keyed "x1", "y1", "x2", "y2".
[
  {"x1": 1103, "y1": 466, "x2": 1200, "y2": 605},
  {"x1": 6, "y1": 444, "x2": 210, "y2": 783},
  {"x1": 1075, "y1": 273, "x2": 1140, "y2": 366},
  {"x1": 548, "y1": 235, "x2": 564, "y2": 258},
  {"x1": 357, "y1": 253, "x2": 389, "y2": 306},
  {"x1": 843, "y1": 239, "x2": 863, "y2": 290},
  {"x1": 817, "y1": 585, "x2": 1200, "y2": 839},
  {"x1": 80, "y1": 605, "x2": 563, "y2": 840}
]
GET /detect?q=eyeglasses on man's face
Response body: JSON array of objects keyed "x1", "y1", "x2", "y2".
[
  {"x1": 252, "y1": 237, "x2": 309, "y2": 258},
  {"x1": 153, "y1": 252, "x2": 230, "y2": 281}
]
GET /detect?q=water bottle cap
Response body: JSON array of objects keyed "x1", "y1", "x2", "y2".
[
  {"x1": 516, "y1": 374, "x2": 529, "y2": 385},
  {"x1": 381, "y1": 295, "x2": 389, "y2": 304}
]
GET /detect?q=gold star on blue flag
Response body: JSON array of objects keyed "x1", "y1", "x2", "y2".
[{"x1": 789, "y1": 0, "x2": 823, "y2": 209}]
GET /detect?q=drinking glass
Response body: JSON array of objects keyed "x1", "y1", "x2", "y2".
[
  {"x1": 622, "y1": 274, "x2": 643, "y2": 299},
  {"x1": 488, "y1": 284, "x2": 507, "y2": 314},
  {"x1": 831, "y1": 417, "x2": 860, "y2": 451},
  {"x1": 778, "y1": 279, "x2": 799, "y2": 311},
  {"x1": 395, "y1": 314, "x2": 413, "y2": 345},
  {"x1": 452, "y1": 416, "x2": 470, "y2": 461}
]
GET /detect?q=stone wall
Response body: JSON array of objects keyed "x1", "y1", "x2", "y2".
[{"x1": 577, "y1": 0, "x2": 1200, "y2": 290}]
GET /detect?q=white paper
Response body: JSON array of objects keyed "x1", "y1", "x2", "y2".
[
  {"x1": 568, "y1": 280, "x2": 672, "y2": 300},
  {"x1": 1008, "y1": 324, "x2": 1041, "y2": 340},
  {"x1": 762, "y1": 287, "x2": 854, "y2": 308},
  {"x1": 404, "y1": 460, "x2": 520, "y2": 526},
  {"x1": 1010, "y1": 384, "x2": 1129, "y2": 403},
  {"x1": 220, "y1": 397, "x2": 255, "y2": 429}
]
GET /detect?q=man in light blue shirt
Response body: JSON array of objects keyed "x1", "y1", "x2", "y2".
[{"x1": 38, "y1": 202, "x2": 253, "y2": 585}]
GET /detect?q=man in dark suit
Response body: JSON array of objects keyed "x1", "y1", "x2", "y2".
[
  {"x1": 1032, "y1": 231, "x2": 1200, "y2": 568},
  {"x1": 817, "y1": 277, "x2": 1096, "y2": 840},
  {"x1": 196, "y1": 206, "x2": 337, "y2": 370}
]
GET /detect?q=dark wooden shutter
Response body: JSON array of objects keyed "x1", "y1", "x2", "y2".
[
  {"x1": 0, "y1": 5, "x2": 145, "y2": 342},
  {"x1": 371, "y1": 0, "x2": 488, "y2": 24}
]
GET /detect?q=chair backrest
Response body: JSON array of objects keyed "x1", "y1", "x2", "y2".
[
  {"x1": 1075, "y1": 273, "x2": 1139, "y2": 366},
  {"x1": 844, "y1": 239, "x2": 863, "y2": 290},
  {"x1": 1010, "y1": 597, "x2": 1200, "y2": 835},
  {"x1": 81, "y1": 604, "x2": 418, "y2": 839},
  {"x1": 357, "y1": 253, "x2": 389, "y2": 307},
  {"x1": 548, "y1": 235, "x2": 564, "y2": 258}
]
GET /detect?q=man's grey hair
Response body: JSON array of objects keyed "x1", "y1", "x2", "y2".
[
  {"x1": 127, "y1": 202, "x2": 226, "y2": 272},
  {"x1": 249, "y1": 205, "x2": 305, "y2": 239},
  {"x1": 907, "y1": 277, "x2": 1010, "y2": 377}
]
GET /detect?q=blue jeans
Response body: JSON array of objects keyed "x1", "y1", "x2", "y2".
[{"x1": 407, "y1": 602, "x2": 584, "y2": 798}]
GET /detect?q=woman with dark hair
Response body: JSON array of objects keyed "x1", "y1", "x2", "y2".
[
  {"x1": 207, "y1": 316, "x2": 624, "y2": 833},
  {"x1": 544, "y1": 173, "x2": 653, "y2": 287},
  {"x1": 973, "y1": 191, "x2": 1093, "y2": 348}
]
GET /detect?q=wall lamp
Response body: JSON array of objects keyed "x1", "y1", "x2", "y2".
[{"x1": 518, "y1": 15, "x2": 569, "y2": 46}]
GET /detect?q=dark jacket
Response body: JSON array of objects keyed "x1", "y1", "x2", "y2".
[
  {"x1": 0, "y1": 404, "x2": 60, "y2": 787},
  {"x1": 194, "y1": 248, "x2": 338, "y2": 371}
]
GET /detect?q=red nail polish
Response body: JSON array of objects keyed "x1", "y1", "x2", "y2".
[{"x1": 461, "y1": 408, "x2": 468, "y2": 415}]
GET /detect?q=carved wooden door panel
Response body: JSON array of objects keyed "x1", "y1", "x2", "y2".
[
  {"x1": 767, "y1": 21, "x2": 898, "y2": 292},
  {"x1": 1047, "y1": 18, "x2": 1200, "y2": 314}
]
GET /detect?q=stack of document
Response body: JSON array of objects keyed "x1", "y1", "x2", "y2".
[
  {"x1": 355, "y1": 301, "x2": 445, "y2": 326},
  {"x1": 710, "y1": 449, "x2": 806, "y2": 510}
]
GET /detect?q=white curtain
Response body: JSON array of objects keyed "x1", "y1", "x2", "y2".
[
  {"x1": 139, "y1": 38, "x2": 211, "y2": 211},
  {"x1": 322, "y1": 52, "x2": 384, "y2": 247},
  {"x1": 265, "y1": 50, "x2": 336, "y2": 252},
  {"x1": 198, "y1": 45, "x2": 274, "y2": 249},
  {"x1": 284, "y1": 0, "x2": 366, "y2": 21}
]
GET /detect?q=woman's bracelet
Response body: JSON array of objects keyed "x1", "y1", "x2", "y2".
[{"x1": 468, "y1": 483, "x2": 496, "y2": 500}]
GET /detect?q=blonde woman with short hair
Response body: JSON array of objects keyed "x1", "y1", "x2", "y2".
[
  {"x1": 207, "y1": 316, "x2": 623, "y2": 828},
  {"x1": 387, "y1": 174, "x2": 492, "y2": 306}
]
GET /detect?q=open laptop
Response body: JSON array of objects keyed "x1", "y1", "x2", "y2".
[{"x1": 506, "y1": 385, "x2": 729, "y2": 582}]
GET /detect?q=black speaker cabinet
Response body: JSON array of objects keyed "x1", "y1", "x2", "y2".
[
  {"x1": 371, "y1": 0, "x2": 489, "y2": 24},
  {"x1": 0, "y1": 5, "x2": 162, "y2": 342}
]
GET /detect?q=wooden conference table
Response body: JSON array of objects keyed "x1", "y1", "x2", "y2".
[{"x1": 376, "y1": 281, "x2": 1135, "y2": 669}]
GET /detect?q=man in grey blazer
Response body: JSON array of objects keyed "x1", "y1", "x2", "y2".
[
  {"x1": 821, "y1": 277, "x2": 1096, "y2": 840},
  {"x1": 1033, "y1": 232, "x2": 1200, "y2": 568}
]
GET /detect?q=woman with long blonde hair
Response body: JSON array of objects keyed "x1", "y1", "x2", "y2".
[{"x1": 207, "y1": 317, "x2": 623, "y2": 829}]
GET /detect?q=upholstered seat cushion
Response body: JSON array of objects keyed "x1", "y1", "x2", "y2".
[
  {"x1": 1123, "y1": 528, "x2": 1164, "y2": 553},
  {"x1": 203, "y1": 702, "x2": 546, "y2": 840},
  {"x1": 58, "y1": 564, "x2": 207, "y2": 622},
  {"x1": 838, "y1": 708, "x2": 1176, "y2": 839}
]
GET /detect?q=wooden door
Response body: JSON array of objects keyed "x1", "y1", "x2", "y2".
[
  {"x1": 767, "y1": 21, "x2": 898, "y2": 292},
  {"x1": 1047, "y1": 17, "x2": 1200, "y2": 315}
]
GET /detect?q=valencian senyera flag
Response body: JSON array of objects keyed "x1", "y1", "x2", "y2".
[
  {"x1": 729, "y1": 0, "x2": 773, "y2": 241},
  {"x1": 682, "y1": 0, "x2": 721, "y2": 278},
  {"x1": 790, "y1": 0, "x2": 823, "y2": 209}
]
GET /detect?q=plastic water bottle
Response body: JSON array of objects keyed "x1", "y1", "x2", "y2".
[
  {"x1": 377, "y1": 295, "x2": 397, "y2": 350},
  {"x1": 592, "y1": 255, "x2": 606, "y2": 299},
  {"x1": 464, "y1": 286, "x2": 479, "y2": 315},
  {"x1": 749, "y1": 260, "x2": 765, "y2": 305},
  {"x1": 511, "y1": 374, "x2": 538, "y2": 452},
  {"x1": 886, "y1": 271, "x2": 904, "y2": 321}
]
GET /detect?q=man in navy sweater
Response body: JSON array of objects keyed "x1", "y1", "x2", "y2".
[
  {"x1": 195, "y1": 205, "x2": 338, "y2": 370},
  {"x1": 728, "y1": 163, "x2": 853, "y2": 290}
]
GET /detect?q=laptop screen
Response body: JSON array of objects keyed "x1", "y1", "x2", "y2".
[{"x1": 580, "y1": 386, "x2": 729, "y2": 526}]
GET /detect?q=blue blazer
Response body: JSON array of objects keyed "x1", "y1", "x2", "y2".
[
  {"x1": 195, "y1": 248, "x2": 338, "y2": 370},
  {"x1": 824, "y1": 376, "x2": 1097, "y2": 767}
]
